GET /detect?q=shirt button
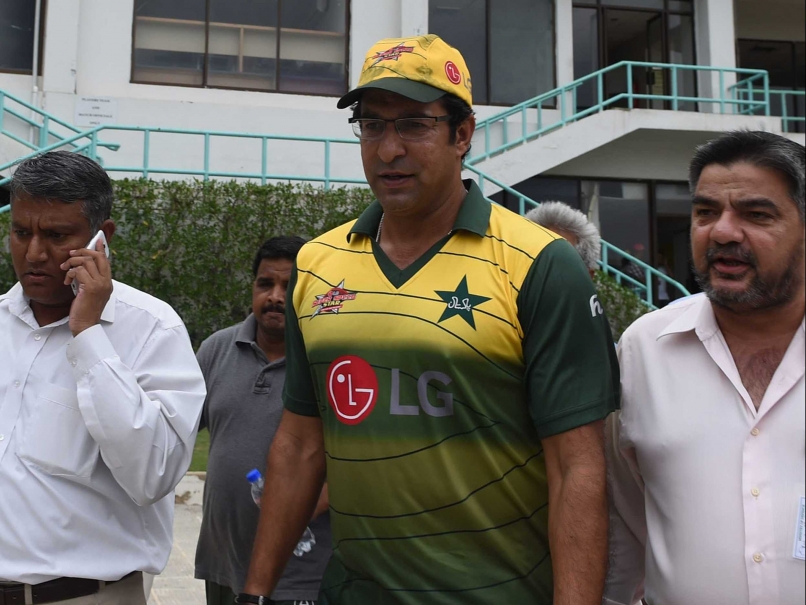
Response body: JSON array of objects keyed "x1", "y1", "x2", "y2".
[
  {"x1": 751, "y1": 428, "x2": 760, "y2": 436},
  {"x1": 0, "y1": 434, "x2": 4, "y2": 441},
  {"x1": 34, "y1": 333, "x2": 41, "y2": 341},
  {"x1": 751, "y1": 488, "x2": 760, "y2": 497},
  {"x1": 71, "y1": 360, "x2": 77, "y2": 367},
  {"x1": 753, "y1": 552, "x2": 763, "y2": 563},
  {"x1": 14, "y1": 381, "x2": 20, "y2": 388}
]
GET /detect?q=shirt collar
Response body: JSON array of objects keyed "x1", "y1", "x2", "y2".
[
  {"x1": 236, "y1": 313, "x2": 258, "y2": 345},
  {"x1": 657, "y1": 293, "x2": 718, "y2": 341},
  {"x1": 236, "y1": 313, "x2": 287, "y2": 367},
  {"x1": 656, "y1": 292, "x2": 806, "y2": 342},
  {"x1": 347, "y1": 179, "x2": 491, "y2": 242},
  {"x1": 1, "y1": 281, "x2": 116, "y2": 328}
]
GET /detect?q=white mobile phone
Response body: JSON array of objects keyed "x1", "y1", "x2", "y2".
[{"x1": 71, "y1": 230, "x2": 110, "y2": 296}]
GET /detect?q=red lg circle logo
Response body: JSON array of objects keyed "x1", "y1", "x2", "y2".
[
  {"x1": 445, "y1": 61, "x2": 462, "y2": 85},
  {"x1": 327, "y1": 356, "x2": 378, "y2": 425}
]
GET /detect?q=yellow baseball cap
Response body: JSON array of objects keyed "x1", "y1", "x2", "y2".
[{"x1": 337, "y1": 34, "x2": 472, "y2": 109}]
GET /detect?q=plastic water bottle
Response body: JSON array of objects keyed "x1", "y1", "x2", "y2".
[{"x1": 246, "y1": 469, "x2": 316, "y2": 557}]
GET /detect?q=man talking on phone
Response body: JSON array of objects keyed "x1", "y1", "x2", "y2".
[{"x1": 0, "y1": 151, "x2": 206, "y2": 604}]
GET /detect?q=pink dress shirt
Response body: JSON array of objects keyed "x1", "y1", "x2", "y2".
[{"x1": 605, "y1": 294, "x2": 805, "y2": 605}]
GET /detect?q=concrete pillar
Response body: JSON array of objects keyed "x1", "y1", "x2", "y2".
[
  {"x1": 401, "y1": 0, "x2": 428, "y2": 37},
  {"x1": 556, "y1": 0, "x2": 574, "y2": 87},
  {"x1": 694, "y1": 0, "x2": 737, "y2": 112},
  {"x1": 41, "y1": 0, "x2": 80, "y2": 95}
]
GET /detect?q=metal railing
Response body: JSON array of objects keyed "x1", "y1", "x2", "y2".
[
  {"x1": 729, "y1": 82, "x2": 805, "y2": 133},
  {"x1": 0, "y1": 121, "x2": 688, "y2": 308},
  {"x1": 467, "y1": 61, "x2": 770, "y2": 164},
  {"x1": 462, "y1": 164, "x2": 690, "y2": 306},
  {"x1": 0, "y1": 88, "x2": 119, "y2": 157},
  {"x1": 1, "y1": 124, "x2": 364, "y2": 190}
]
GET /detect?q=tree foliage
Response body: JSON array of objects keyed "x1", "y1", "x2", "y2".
[
  {"x1": 0, "y1": 179, "x2": 374, "y2": 348},
  {"x1": 0, "y1": 179, "x2": 651, "y2": 347},
  {"x1": 593, "y1": 270, "x2": 651, "y2": 341}
]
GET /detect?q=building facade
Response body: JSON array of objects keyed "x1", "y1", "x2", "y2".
[{"x1": 1, "y1": 0, "x2": 804, "y2": 296}]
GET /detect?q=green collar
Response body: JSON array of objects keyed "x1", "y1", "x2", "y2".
[{"x1": 347, "y1": 179, "x2": 491, "y2": 242}]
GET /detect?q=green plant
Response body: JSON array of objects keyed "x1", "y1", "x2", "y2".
[
  {"x1": 0, "y1": 179, "x2": 374, "y2": 349},
  {"x1": 0, "y1": 180, "x2": 652, "y2": 346},
  {"x1": 592, "y1": 270, "x2": 650, "y2": 341}
]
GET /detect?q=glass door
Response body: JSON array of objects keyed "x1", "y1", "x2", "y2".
[{"x1": 603, "y1": 9, "x2": 663, "y2": 108}]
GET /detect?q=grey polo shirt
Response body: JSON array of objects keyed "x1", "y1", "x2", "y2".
[{"x1": 193, "y1": 314, "x2": 331, "y2": 600}]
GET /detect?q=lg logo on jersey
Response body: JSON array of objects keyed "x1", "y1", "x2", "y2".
[{"x1": 326, "y1": 356, "x2": 454, "y2": 425}]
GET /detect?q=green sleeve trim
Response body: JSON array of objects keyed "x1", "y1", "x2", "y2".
[
  {"x1": 534, "y1": 395, "x2": 615, "y2": 439},
  {"x1": 518, "y1": 239, "x2": 621, "y2": 436},
  {"x1": 282, "y1": 264, "x2": 321, "y2": 416},
  {"x1": 283, "y1": 391, "x2": 321, "y2": 417}
]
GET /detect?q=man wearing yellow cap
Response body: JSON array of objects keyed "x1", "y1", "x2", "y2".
[{"x1": 240, "y1": 35, "x2": 619, "y2": 605}]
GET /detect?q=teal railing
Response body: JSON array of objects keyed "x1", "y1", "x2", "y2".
[
  {"x1": 467, "y1": 61, "x2": 770, "y2": 164},
  {"x1": 729, "y1": 82, "x2": 805, "y2": 133},
  {"x1": 0, "y1": 120, "x2": 687, "y2": 307},
  {"x1": 0, "y1": 123, "x2": 366, "y2": 197},
  {"x1": 0, "y1": 89, "x2": 119, "y2": 157},
  {"x1": 463, "y1": 164, "x2": 690, "y2": 306}
]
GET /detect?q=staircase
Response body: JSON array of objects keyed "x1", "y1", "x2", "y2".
[
  {"x1": 5, "y1": 60, "x2": 804, "y2": 308},
  {"x1": 463, "y1": 61, "x2": 802, "y2": 195}
]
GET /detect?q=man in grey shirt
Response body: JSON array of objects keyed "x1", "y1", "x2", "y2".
[{"x1": 195, "y1": 236, "x2": 331, "y2": 605}]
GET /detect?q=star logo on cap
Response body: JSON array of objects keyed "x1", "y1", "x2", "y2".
[
  {"x1": 370, "y1": 43, "x2": 415, "y2": 67},
  {"x1": 435, "y1": 276, "x2": 490, "y2": 330}
]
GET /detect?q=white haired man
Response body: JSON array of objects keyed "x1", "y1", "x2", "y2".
[{"x1": 526, "y1": 202, "x2": 601, "y2": 277}]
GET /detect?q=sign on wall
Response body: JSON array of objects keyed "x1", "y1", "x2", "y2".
[{"x1": 74, "y1": 97, "x2": 118, "y2": 127}]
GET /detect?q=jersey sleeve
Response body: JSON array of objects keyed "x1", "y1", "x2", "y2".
[
  {"x1": 518, "y1": 239, "x2": 620, "y2": 439},
  {"x1": 283, "y1": 265, "x2": 321, "y2": 417}
]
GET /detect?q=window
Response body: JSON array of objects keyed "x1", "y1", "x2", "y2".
[
  {"x1": 572, "y1": 0, "x2": 696, "y2": 110},
  {"x1": 131, "y1": 0, "x2": 348, "y2": 96},
  {"x1": 738, "y1": 39, "x2": 805, "y2": 132},
  {"x1": 0, "y1": 0, "x2": 37, "y2": 73},
  {"x1": 429, "y1": 0, "x2": 556, "y2": 106}
]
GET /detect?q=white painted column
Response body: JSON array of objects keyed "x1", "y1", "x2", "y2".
[
  {"x1": 556, "y1": 0, "x2": 574, "y2": 87},
  {"x1": 349, "y1": 0, "x2": 402, "y2": 88},
  {"x1": 41, "y1": 0, "x2": 80, "y2": 95},
  {"x1": 694, "y1": 0, "x2": 737, "y2": 113},
  {"x1": 556, "y1": 0, "x2": 575, "y2": 115},
  {"x1": 401, "y1": 0, "x2": 429, "y2": 37}
]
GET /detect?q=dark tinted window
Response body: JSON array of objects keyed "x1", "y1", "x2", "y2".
[
  {"x1": 0, "y1": 0, "x2": 36, "y2": 72},
  {"x1": 132, "y1": 0, "x2": 347, "y2": 95},
  {"x1": 429, "y1": 0, "x2": 555, "y2": 106}
]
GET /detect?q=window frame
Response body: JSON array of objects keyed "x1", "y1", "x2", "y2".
[
  {"x1": 129, "y1": 0, "x2": 351, "y2": 97},
  {"x1": 429, "y1": 0, "x2": 558, "y2": 107},
  {"x1": 0, "y1": 0, "x2": 47, "y2": 76},
  {"x1": 571, "y1": 0, "x2": 698, "y2": 110}
]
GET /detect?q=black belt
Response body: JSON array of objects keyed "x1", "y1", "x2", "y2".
[{"x1": 0, "y1": 572, "x2": 136, "y2": 605}]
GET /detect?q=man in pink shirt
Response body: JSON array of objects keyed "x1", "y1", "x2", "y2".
[{"x1": 605, "y1": 131, "x2": 805, "y2": 605}]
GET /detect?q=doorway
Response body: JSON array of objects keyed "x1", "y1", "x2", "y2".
[
  {"x1": 572, "y1": 1, "x2": 696, "y2": 111},
  {"x1": 604, "y1": 9, "x2": 664, "y2": 109},
  {"x1": 654, "y1": 182, "x2": 700, "y2": 300}
]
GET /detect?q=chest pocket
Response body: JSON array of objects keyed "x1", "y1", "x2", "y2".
[{"x1": 17, "y1": 383, "x2": 100, "y2": 478}]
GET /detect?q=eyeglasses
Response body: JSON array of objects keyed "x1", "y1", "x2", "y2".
[{"x1": 348, "y1": 116, "x2": 451, "y2": 141}]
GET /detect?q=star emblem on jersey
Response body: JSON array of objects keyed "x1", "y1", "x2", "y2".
[
  {"x1": 311, "y1": 280, "x2": 357, "y2": 318},
  {"x1": 435, "y1": 276, "x2": 490, "y2": 329}
]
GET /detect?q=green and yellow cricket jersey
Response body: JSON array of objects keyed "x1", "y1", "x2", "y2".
[{"x1": 284, "y1": 180, "x2": 619, "y2": 604}]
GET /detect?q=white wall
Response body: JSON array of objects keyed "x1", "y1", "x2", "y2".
[
  {"x1": 18, "y1": 0, "x2": 412, "y2": 183},
  {"x1": 2, "y1": 0, "x2": 800, "y2": 188}
]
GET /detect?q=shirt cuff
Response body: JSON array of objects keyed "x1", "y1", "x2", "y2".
[
  {"x1": 534, "y1": 394, "x2": 617, "y2": 439},
  {"x1": 284, "y1": 393, "x2": 321, "y2": 417},
  {"x1": 66, "y1": 324, "x2": 118, "y2": 380}
]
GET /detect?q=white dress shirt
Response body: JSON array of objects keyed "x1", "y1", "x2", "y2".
[
  {"x1": 0, "y1": 281, "x2": 206, "y2": 583},
  {"x1": 605, "y1": 294, "x2": 805, "y2": 605}
]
